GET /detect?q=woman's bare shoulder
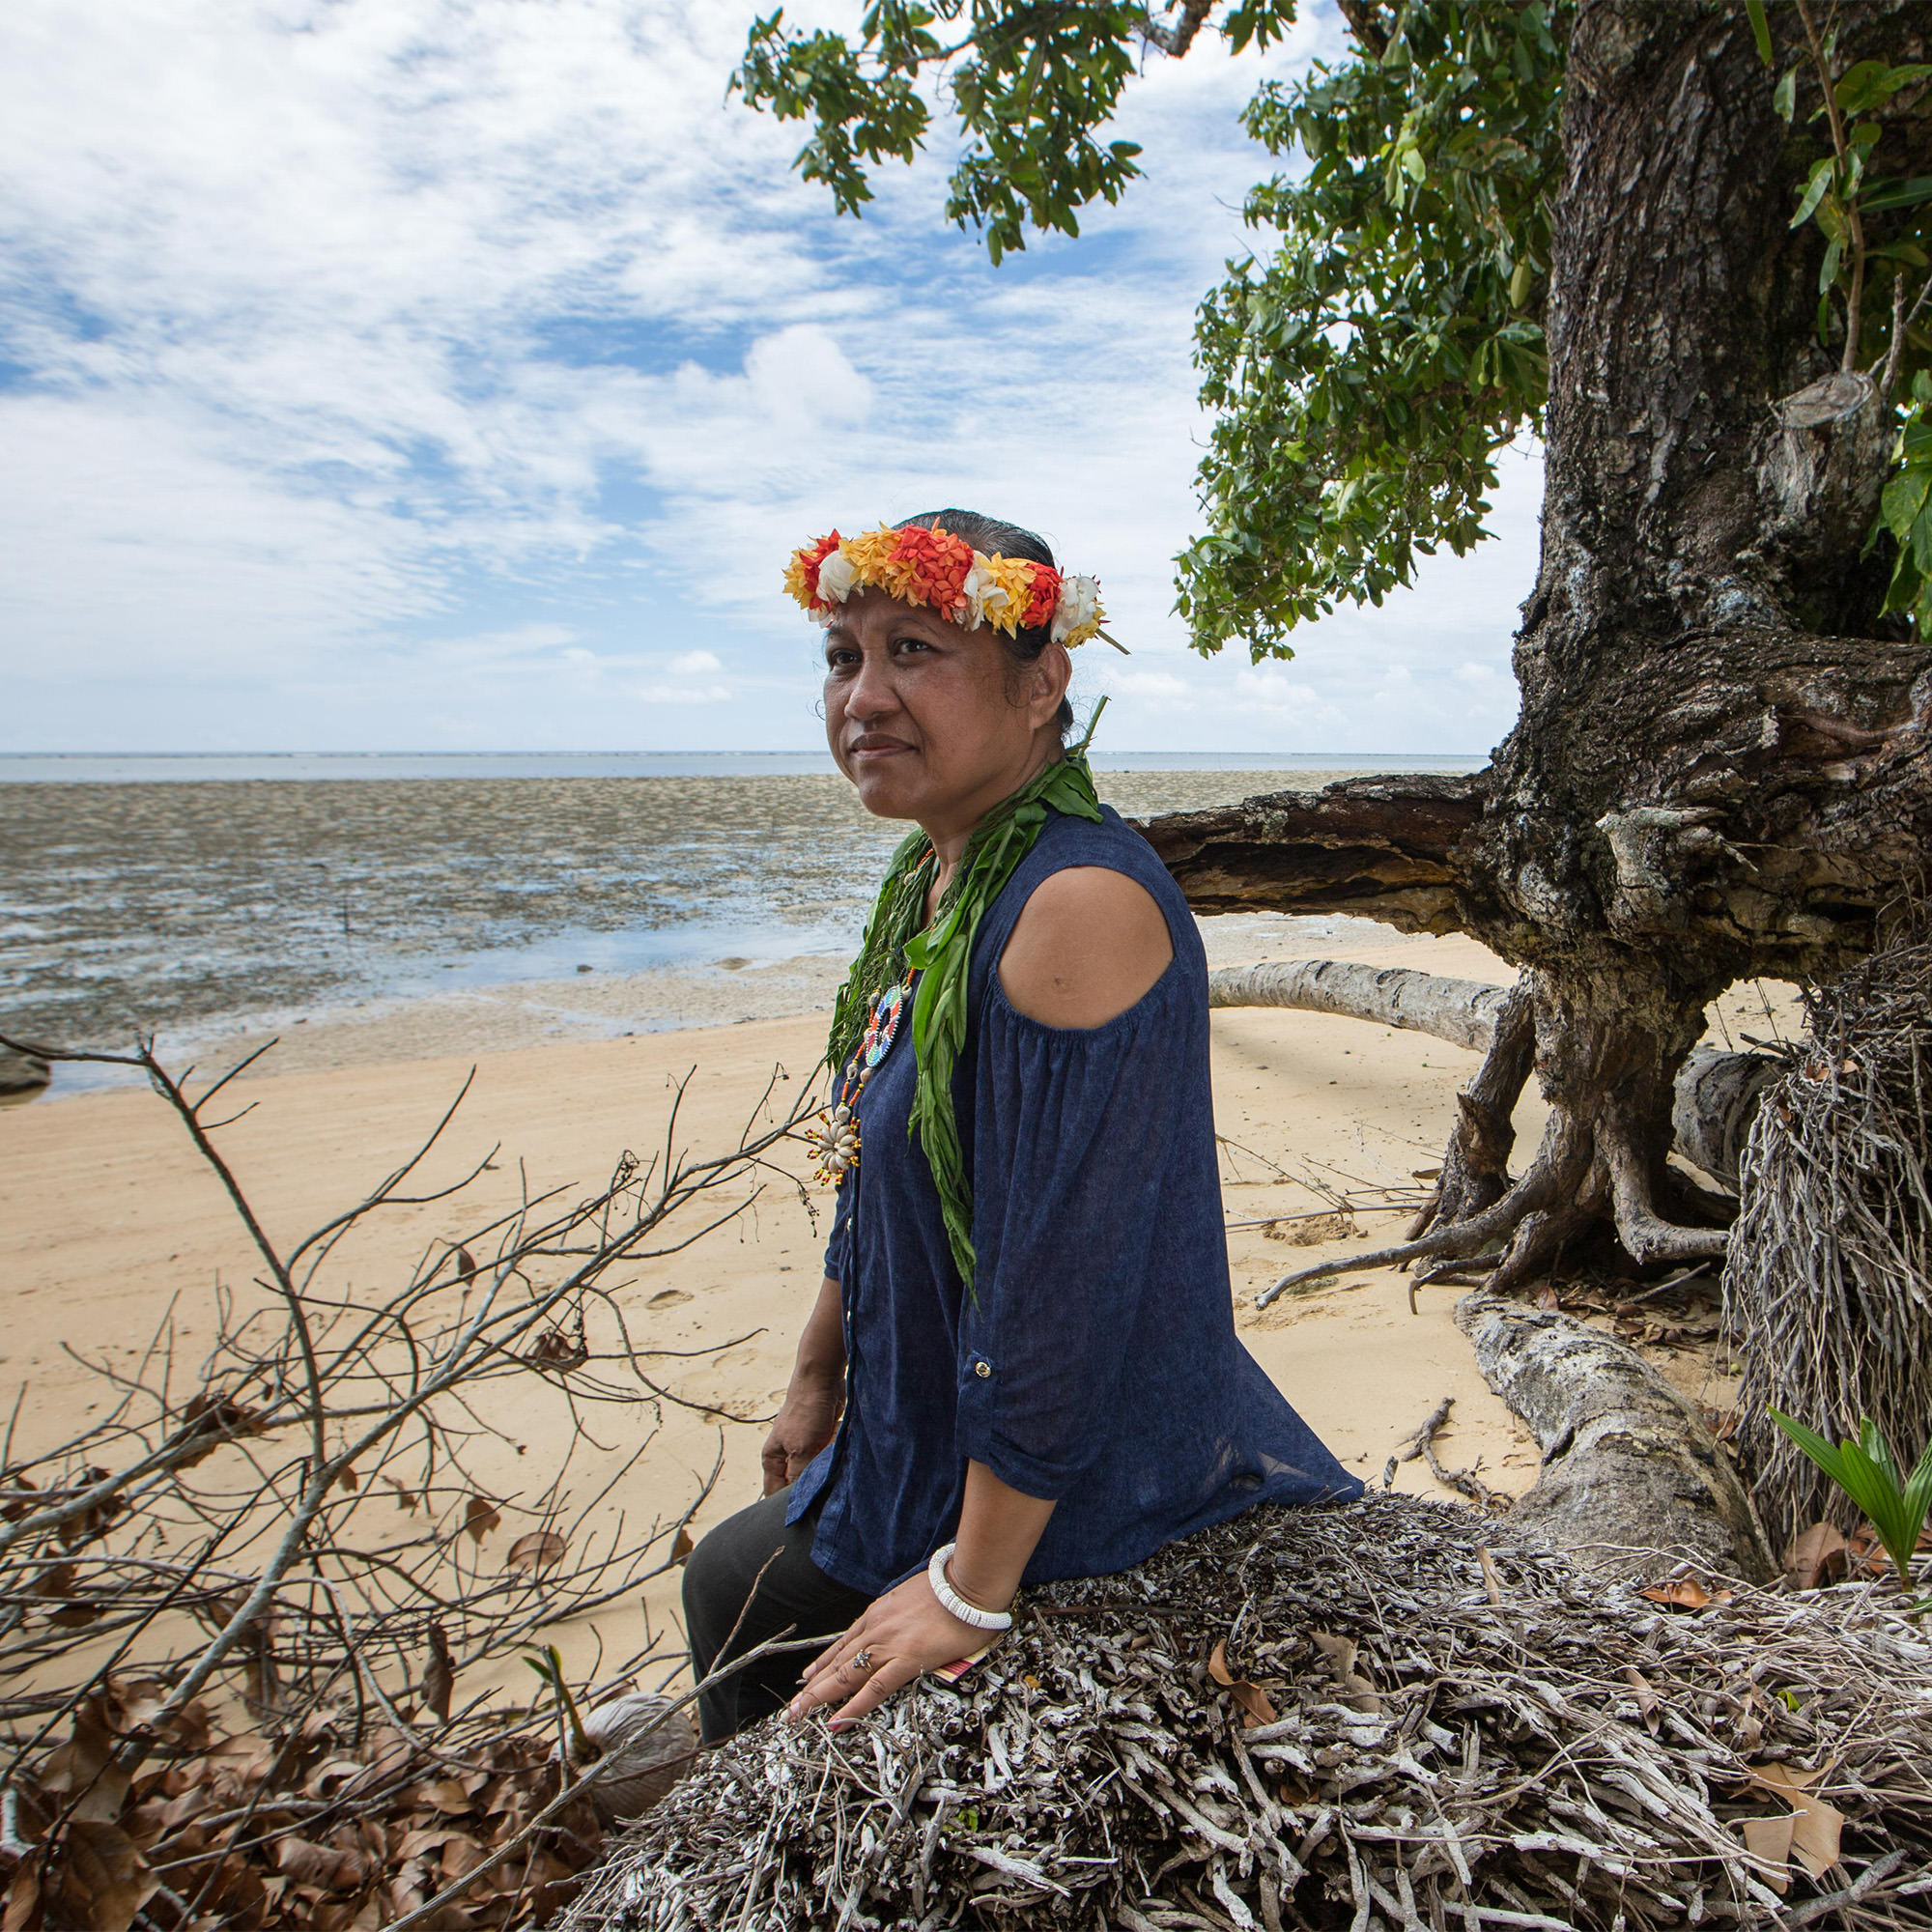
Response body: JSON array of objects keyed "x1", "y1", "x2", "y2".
[{"x1": 997, "y1": 866, "x2": 1175, "y2": 1029}]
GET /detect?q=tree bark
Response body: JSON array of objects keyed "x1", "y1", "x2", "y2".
[
  {"x1": 1140, "y1": 774, "x2": 1479, "y2": 930},
  {"x1": 1207, "y1": 958, "x2": 1511, "y2": 1050},
  {"x1": 1455, "y1": 1292, "x2": 1775, "y2": 1584},
  {"x1": 1145, "y1": 0, "x2": 1932, "y2": 1287}
]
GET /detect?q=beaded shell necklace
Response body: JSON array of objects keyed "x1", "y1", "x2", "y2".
[{"x1": 808, "y1": 717, "x2": 1106, "y2": 1290}]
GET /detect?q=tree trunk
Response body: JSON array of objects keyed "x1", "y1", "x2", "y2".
[{"x1": 1146, "y1": 0, "x2": 1932, "y2": 1289}]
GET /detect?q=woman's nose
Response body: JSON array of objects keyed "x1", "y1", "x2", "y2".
[{"x1": 844, "y1": 650, "x2": 899, "y2": 722}]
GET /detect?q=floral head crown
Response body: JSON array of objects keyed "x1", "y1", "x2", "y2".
[{"x1": 784, "y1": 523, "x2": 1122, "y2": 651}]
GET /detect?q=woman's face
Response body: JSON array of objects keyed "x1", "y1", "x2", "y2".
[{"x1": 821, "y1": 587, "x2": 1071, "y2": 835}]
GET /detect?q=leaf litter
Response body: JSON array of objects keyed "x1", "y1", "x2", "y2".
[{"x1": 562, "y1": 1492, "x2": 1932, "y2": 1931}]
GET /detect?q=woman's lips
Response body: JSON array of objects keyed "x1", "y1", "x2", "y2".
[{"x1": 846, "y1": 739, "x2": 915, "y2": 761}]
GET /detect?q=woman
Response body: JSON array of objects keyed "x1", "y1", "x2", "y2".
[{"x1": 681, "y1": 510, "x2": 1359, "y2": 1741}]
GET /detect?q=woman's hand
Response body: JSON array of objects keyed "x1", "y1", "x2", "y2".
[
  {"x1": 785, "y1": 1570, "x2": 985, "y2": 1728},
  {"x1": 762, "y1": 1274, "x2": 847, "y2": 1497},
  {"x1": 760, "y1": 1367, "x2": 842, "y2": 1496}
]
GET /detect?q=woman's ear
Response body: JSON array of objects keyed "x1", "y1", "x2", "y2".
[{"x1": 1031, "y1": 643, "x2": 1072, "y2": 728}]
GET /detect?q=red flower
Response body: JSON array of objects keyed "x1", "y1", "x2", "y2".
[
  {"x1": 1020, "y1": 566, "x2": 1062, "y2": 632},
  {"x1": 889, "y1": 526, "x2": 976, "y2": 616},
  {"x1": 786, "y1": 530, "x2": 843, "y2": 611}
]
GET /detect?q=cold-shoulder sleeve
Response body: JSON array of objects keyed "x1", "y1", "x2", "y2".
[{"x1": 954, "y1": 963, "x2": 1192, "y2": 1498}]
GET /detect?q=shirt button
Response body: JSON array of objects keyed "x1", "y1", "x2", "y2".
[{"x1": 974, "y1": 1360, "x2": 991, "y2": 1378}]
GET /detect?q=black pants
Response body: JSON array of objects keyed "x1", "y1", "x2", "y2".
[{"x1": 681, "y1": 1488, "x2": 871, "y2": 1742}]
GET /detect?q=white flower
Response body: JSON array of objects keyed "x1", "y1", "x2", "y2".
[
  {"x1": 961, "y1": 556, "x2": 1010, "y2": 630},
  {"x1": 817, "y1": 551, "x2": 859, "y2": 604},
  {"x1": 1051, "y1": 574, "x2": 1101, "y2": 644}
]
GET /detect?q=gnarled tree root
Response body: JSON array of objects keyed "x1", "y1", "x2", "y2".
[
  {"x1": 1454, "y1": 1290, "x2": 1775, "y2": 1583},
  {"x1": 1244, "y1": 967, "x2": 1757, "y2": 1305}
]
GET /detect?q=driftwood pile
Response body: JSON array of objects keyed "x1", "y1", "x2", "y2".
[
  {"x1": 1725, "y1": 930, "x2": 1932, "y2": 1550},
  {"x1": 560, "y1": 1492, "x2": 1932, "y2": 1931}
]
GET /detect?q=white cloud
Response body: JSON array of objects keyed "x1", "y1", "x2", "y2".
[{"x1": 0, "y1": 0, "x2": 1539, "y2": 754}]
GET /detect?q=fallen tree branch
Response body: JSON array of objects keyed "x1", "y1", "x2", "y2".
[
  {"x1": 1454, "y1": 1291, "x2": 1775, "y2": 1582},
  {"x1": 1208, "y1": 958, "x2": 1512, "y2": 1051},
  {"x1": 1387, "y1": 1395, "x2": 1504, "y2": 1509}
]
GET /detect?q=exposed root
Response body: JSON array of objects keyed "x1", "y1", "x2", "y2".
[
  {"x1": 1606, "y1": 1133, "x2": 1732, "y2": 1265},
  {"x1": 1406, "y1": 977, "x2": 1536, "y2": 1240},
  {"x1": 1259, "y1": 1144, "x2": 1564, "y2": 1305},
  {"x1": 1265, "y1": 974, "x2": 1741, "y2": 1304}
]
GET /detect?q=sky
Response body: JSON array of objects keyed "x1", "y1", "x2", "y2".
[{"x1": 0, "y1": 0, "x2": 1543, "y2": 757}]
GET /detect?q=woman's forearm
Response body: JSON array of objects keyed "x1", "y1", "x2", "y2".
[
  {"x1": 795, "y1": 1274, "x2": 847, "y2": 1381},
  {"x1": 945, "y1": 1460, "x2": 1056, "y2": 1612}
]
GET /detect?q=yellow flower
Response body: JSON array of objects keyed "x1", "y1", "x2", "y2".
[
  {"x1": 840, "y1": 526, "x2": 904, "y2": 598},
  {"x1": 975, "y1": 554, "x2": 1037, "y2": 636}
]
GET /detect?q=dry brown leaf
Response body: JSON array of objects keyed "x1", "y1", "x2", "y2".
[
  {"x1": 462, "y1": 1495, "x2": 501, "y2": 1543},
  {"x1": 385, "y1": 1475, "x2": 419, "y2": 1514},
  {"x1": 439, "y1": 1834, "x2": 491, "y2": 1882},
  {"x1": 414, "y1": 1777, "x2": 477, "y2": 1816},
  {"x1": 1637, "y1": 1577, "x2": 1732, "y2": 1609},
  {"x1": 56, "y1": 1823, "x2": 158, "y2": 1932},
  {"x1": 1230, "y1": 1680, "x2": 1278, "y2": 1727},
  {"x1": 3, "y1": 1857, "x2": 43, "y2": 1932},
  {"x1": 421, "y1": 1623, "x2": 455, "y2": 1726},
  {"x1": 30, "y1": 1561, "x2": 76, "y2": 1600},
  {"x1": 1477, "y1": 1548, "x2": 1503, "y2": 1605},
  {"x1": 1309, "y1": 1631, "x2": 1381, "y2": 1714},
  {"x1": 274, "y1": 1836, "x2": 369, "y2": 1890},
  {"x1": 1622, "y1": 1666, "x2": 1661, "y2": 1733},
  {"x1": 669, "y1": 1524, "x2": 696, "y2": 1565},
  {"x1": 505, "y1": 1529, "x2": 567, "y2": 1573},
  {"x1": 1207, "y1": 1640, "x2": 1234, "y2": 1687},
  {"x1": 1781, "y1": 1520, "x2": 1849, "y2": 1591},
  {"x1": 1744, "y1": 1763, "x2": 1843, "y2": 1878},
  {"x1": 1740, "y1": 1813, "x2": 1793, "y2": 1890}
]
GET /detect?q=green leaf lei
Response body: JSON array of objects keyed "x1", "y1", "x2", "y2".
[{"x1": 824, "y1": 743, "x2": 1104, "y2": 1290}]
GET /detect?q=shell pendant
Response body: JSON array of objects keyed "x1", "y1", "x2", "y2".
[{"x1": 808, "y1": 1099, "x2": 862, "y2": 1187}]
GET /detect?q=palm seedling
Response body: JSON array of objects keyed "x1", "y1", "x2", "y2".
[{"x1": 1768, "y1": 1410, "x2": 1932, "y2": 1589}]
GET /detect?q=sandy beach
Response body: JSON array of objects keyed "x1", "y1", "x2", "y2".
[{"x1": 0, "y1": 912, "x2": 1779, "y2": 1697}]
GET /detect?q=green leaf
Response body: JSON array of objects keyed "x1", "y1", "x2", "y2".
[
  {"x1": 1791, "y1": 155, "x2": 1834, "y2": 230},
  {"x1": 1773, "y1": 66, "x2": 1798, "y2": 122},
  {"x1": 1772, "y1": 1410, "x2": 1932, "y2": 1584},
  {"x1": 1770, "y1": 1409, "x2": 1851, "y2": 1490},
  {"x1": 1861, "y1": 176, "x2": 1932, "y2": 214},
  {"x1": 1745, "y1": 0, "x2": 1772, "y2": 67},
  {"x1": 1834, "y1": 59, "x2": 1932, "y2": 115}
]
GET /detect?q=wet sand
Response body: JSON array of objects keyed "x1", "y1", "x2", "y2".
[{"x1": 2, "y1": 769, "x2": 1367, "y2": 1067}]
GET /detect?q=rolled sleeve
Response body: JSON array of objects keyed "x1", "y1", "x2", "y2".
[
  {"x1": 956, "y1": 973, "x2": 1182, "y2": 1498},
  {"x1": 822, "y1": 1173, "x2": 855, "y2": 1283}
]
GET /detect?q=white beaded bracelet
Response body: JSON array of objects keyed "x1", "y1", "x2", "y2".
[{"x1": 926, "y1": 1542, "x2": 1014, "y2": 1633}]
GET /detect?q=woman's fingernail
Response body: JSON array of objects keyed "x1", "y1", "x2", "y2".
[{"x1": 827, "y1": 1719, "x2": 851, "y2": 1733}]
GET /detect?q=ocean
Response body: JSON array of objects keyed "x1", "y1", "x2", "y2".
[{"x1": 0, "y1": 752, "x2": 1480, "y2": 1092}]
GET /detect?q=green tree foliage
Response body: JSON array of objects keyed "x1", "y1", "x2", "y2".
[
  {"x1": 737, "y1": 3, "x2": 1931, "y2": 659},
  {"x1": 1179, "y1": 5, "x2": 1560, "y2": 655}
]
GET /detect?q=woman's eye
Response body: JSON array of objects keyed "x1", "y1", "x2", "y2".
[{"x1": 894, "y1": 637, "x2": 932, "y2": 656}]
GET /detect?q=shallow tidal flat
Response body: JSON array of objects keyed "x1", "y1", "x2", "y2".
[{"x1": 1, "y1": 769, "x2": 1358, "y2": 1078}]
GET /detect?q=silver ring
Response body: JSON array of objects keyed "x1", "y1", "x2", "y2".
[{"x1": 850, "y1": 1647, "x2": 873, "y2": 1672}]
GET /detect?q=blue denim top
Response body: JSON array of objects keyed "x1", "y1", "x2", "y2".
[{"x1": 787, "y1": 803, "x2": 1362, "y2": 1596}]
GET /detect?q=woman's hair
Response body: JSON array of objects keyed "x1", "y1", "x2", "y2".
[{"x1": 895, "y1": 509, "x2": 1075, "y2": 739}]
